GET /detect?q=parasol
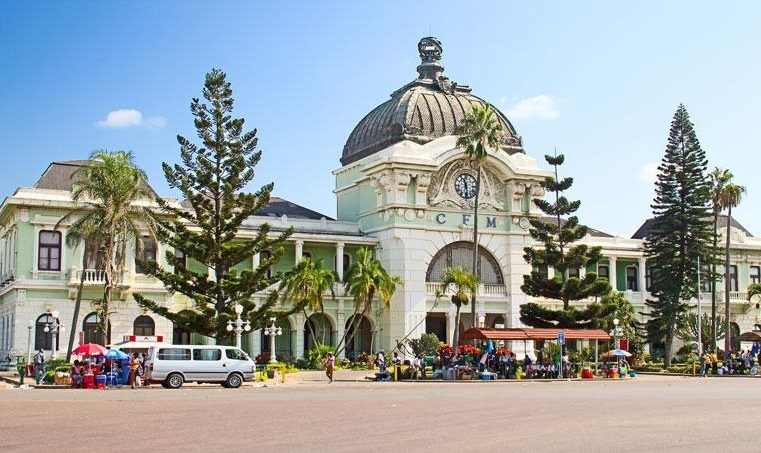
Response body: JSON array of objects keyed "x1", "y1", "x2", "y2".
[{"x1": 72, "y1": 343, "x2": 108, "y2": 356}]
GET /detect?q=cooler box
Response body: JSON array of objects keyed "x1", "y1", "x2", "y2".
[{"x1": 83, "y1": 374, "x2": 94, "y2": 389}]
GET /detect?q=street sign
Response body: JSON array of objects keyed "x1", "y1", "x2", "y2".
[{"x1": 557, "y1": 331, "x2": 565, "y2": 345}]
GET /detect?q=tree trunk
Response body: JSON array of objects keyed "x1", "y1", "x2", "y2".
[
  {"x1": 339, "y1": 304, "x2": 367, "y2": 358},
  {"x1": 453, "y1": 304, "x2": 461, "y2": 352},
  {"x1": 470, "y1": 165, "x2": 481, "y2": 329},
  {"x1": 664, "y1": 326, "x2": 674, "y2": 368},
  {"x1": 333, "y1": 306, "x2": 359, "y2": 356},
  {"x1": 303, "y1": 308, "x2": 318, "y2": 349},
  {"x1": 711, "y1": 209, "x2": 718, "y2": 352},
  {"x1": 66, "y1": 257, "x2": 88, "y2": 361},
  {"x1": 724, "y1": 206, "x2": 733, "y2": 354}
]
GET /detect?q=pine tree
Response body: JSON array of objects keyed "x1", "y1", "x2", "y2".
[
  {"x1": 134, "y1": 69, "x2": 292, "y2": 342},
  {"x1": 644, "y1": 104, "x2": 713, "y2": 367},
  {"x1": 520, "y1": 153, "x2": 611, "y2": 328}
]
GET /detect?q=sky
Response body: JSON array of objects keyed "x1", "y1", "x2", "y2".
[{"x1": 1, "y1": 2, "x2": 760, "y2": 237}]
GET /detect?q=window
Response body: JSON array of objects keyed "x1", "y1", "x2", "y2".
[
  {"x1": 700, "y1": 264, "x2": 712, "y2": 293},
  {"x1": 260, "y1": 250, "x2": 272, "y2": 278},
  {"x1": 726, "y1": 265, "x2": 737, "y2": 291},
  {"x1": 537, "y1": 264, "x2": 549, "y2": 279},
  {"x1": 645, "y1": 267, "x2": 652, "y2": 291},
  {"x1": 193, "y1": 349, "x2": 221, "y2": 361},
  {"x1": 626, "y1": 267, "x2": 638, "y2": 291},
  {"x1": 83, "y1": 312, "x2": 110, "y2": 345},
  {"x1": 158, "y1": 348, "x2": 191, "y2": 361},
  {"x1": 174, "y1": 248, "x2": 186, "y2": 273},
  {"x1": 34, "y1": 314, "x2": 58, "y2": 350},
  {"x1": 568, "y1": 267, "x2": 580, "y2": 278},
  {"x1": 598, "y1": 265, "x2": 609, "y2": 280},
  {"x1": 133, "y1": 315, "x2": 155, "y2": 336},
  {"x1": 38, "y1": 231, "x2": 61, "y2": 271},
  {"x1": 83, "y1": 239, "x2": 103, "y2": 270},
  {"x1": 427, "y1": 242, "x2": 503, "y2": 284},
  {"x1": 226, "y1": 349, "x2": 250, "y2": 361},
  {"x1": 135, "y1": 236, "x2": 157, "y2": 273},
  {"x1": 751, "y1": 266, "x2": 760, "y2": 285},
  {"x1": 334, "y1": 253, "x2": 351, "y2": 275}
]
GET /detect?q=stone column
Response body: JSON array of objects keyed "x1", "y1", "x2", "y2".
[
  {"x1": 446, "y1": 311, "x2": 455, "y2": 346},
  {"x1": 638, "y1": 257, "x2": 647, "y2": 294},
  {"x1": 295, "y1": 240, "x2": 303, "y2": 262},
  {"x1": 250, "y1": 330, "x2": 261, "y2": 357},
  {"x1": 253, "y1": 252, "x2": 260, "y2": 269},
  {"x1": 609, "y1": 256, "x2": 618, "y2": 291},
  {"x1": 336, "y1": 308, "x2": 346, "y2": 359},
  {"x1": 336, "y1": 242, "x2": 345, "y2": 281},
  {"x1": 294, "y1": 312, "x2": 305, "y2": 359}
]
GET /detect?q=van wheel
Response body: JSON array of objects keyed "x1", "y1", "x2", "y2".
[
  {"x1": 225, "y1": 373, "x2": 243, "y2": 389},
  {"x1": 165, "y1": 373, "x2": 184, "y2": 389}
]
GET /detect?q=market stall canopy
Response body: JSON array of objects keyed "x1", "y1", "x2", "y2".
[
  {"x1": 600, "y1": 349, "x2": 632, "y2": 360},
  {"x1": 72, "y1": 343, "x2": 108, "y2": 356},
  {"x1": 738, "y1": 331, "x2": 761, "y2": 342},
  {"x1": 461, "y1": 327, "x2": 611, "y2": 343},
  {"x1": 104, "y1": 348, "x2": 129, "y2": 359}
]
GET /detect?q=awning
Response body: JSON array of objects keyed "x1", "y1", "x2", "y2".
[
  {"x1": 461, "y1": 327, "x2": 611, "y2": 343},
  {"x1": 738, "y1": 331, "x2": 761, "y2": 342}
]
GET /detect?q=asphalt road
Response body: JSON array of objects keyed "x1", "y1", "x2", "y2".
[{"x1": 0, "y1": 375, "x2": 758, "y2": 452}]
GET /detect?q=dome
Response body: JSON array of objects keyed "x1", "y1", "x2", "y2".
[{"x1": 341, "y1": 37, "x2": 524, "y2": 166}]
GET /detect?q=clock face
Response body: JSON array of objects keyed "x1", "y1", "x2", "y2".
[{"x1": 454, "y1": 173, "x2": 477, "y2": 199}]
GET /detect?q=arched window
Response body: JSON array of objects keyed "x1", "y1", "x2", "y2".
[
  {"x1": 426, "y1": 241, "x2": 504, "y2": 284},
  {"x1": 303, "y1": 313, "x2": 333, "y2": 351},
  {"x1": 35, "y1": 314, "x2": 58, "y2": 350},
  {"x1": 133, "y1": 315, "x2": 155, "y2": 336},
  {"x1": 82, "y1": 312, "x2": 110, "y2": 345},
  {"x1": 344, "y1": 315, "x2": 372, "y2": 361}
]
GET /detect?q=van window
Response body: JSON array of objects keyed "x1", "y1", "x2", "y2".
[
  {"x1": 226, "y1": 349, "x2": 249, "y2": 361},
  {"x1": 158, "y1": 348, "x2": 191, "y2": 360},
  {"x1": 193, "y1": 349, "x2": 222, "y2": 361}
]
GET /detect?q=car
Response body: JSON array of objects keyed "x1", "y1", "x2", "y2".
[{"x1": 144, "y1": 345, "x2": 256, "y2": 389}]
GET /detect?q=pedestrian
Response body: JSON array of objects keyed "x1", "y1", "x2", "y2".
[
  {"x1": 323, "y1": 352, "x2": 335, "y2": 383},
  {"x1": 71, "y1": 360, "x2": 82, "y2": 387},
  {"x1": 699, "y1": 352, "x2": 707, "y2": 377},
  {"x1": 33, "y1": 348, "x2": 46, "y2": 385},
  {"x1": 128, "y1": 353, "x2": 140, "y2": 389},
  {"x1": 376, "y1": 351, "x2": 387, "y2": 373}
]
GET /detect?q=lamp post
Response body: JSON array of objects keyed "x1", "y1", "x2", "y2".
[
  {"x1": 612, "y1": 318, "x2": 621, "y2": 373},
  {"x1": 26, "y1": 320, "x2": 33, "y2": 363},
  {"x1": 263, "y1": 317, "x2": 282, "y2": 364},
  {"x1": 43, "y1": 310, "x2": 64, "y2": 359},
  {"x1": 226, "y1": 304, "x2": 251, "y2": 350}
]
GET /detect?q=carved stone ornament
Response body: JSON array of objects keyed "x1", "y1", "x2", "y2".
[{"x1": 427, "y1": 159, "x2": 505, "y2": 210}]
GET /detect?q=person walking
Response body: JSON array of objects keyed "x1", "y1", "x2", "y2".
[
  {"x1": 128, "y1": 353, "x2": 140, "y2": 389},
  {"x1": 323, "y1": 352, "x2": 335, "y2": 383},
  {"x1": 33, "y1": 349, "x2": 46, "y2": 385},
  {"x1": 699, "y1": 352, "x2": 707, "y2": 377}
]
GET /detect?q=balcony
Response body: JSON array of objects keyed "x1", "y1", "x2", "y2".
[
  {"x1": 700, "y1": 292, "x2": 749, "y2": 303},
  {"x1": 425, "y1": 282, "x2": 507, "y2": 297},
  {"x1": 67, "y1": 267, "x2": 131, "y2": 300}
]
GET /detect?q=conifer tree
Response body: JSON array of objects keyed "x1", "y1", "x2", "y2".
[
  {"x1": 644, "y1": 104, "x2": 713, "y2": 367},
  {"x1": 134, "y1": 69, "x2": 292, "y2": 342},
  {"x1": 520, "y1": 153, "x2": 611, "y2": 328}
]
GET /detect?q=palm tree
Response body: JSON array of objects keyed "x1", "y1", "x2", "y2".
[
  {"x1": 456, "y1": 104, "x2": 503, "y2": 329},
  {"x1": 719, "y1": 181, "x2": 746, "y2": 353},
  {"x1": 61, "y1": 150, "x2": 156, "y2": 342},
  {"x1": 441, "y1": 266, "x2": 479, "y2": 351},
  {"x1": 709, "y1": 168, "x2": 732, "y2": 351},
  {"x1": 335, "y1": 247, "x2": 402, "y2": 357},
  {"x1": 278, "y1": 257, "x2": 336, "y2": 348}
]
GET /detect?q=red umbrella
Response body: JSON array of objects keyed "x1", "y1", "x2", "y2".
[{"x1": 72, "y1": 343, "x2": 108, "y2": 356}]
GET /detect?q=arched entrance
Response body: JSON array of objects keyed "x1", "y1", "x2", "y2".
[
  {"x1": 261, "y1": 318, "x2": 293, "y2": 360},
  {"x1": 426, "y1": 241, "x2": 504, "y2": 284},
  {"x1": 82, "y1": 312, "x2": 110, "y2": 345},
  {"x1": 344, "y1": 315, "x2": 372, "y2": 360},
  {"x1": 133, "y1": 315, "x2": 155, "y2": 336},
  {"x1": 304, "y1": 313, "x2": 333, "y2": 352}
]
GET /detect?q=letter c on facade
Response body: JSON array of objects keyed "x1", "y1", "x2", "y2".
[{"x1": 435, "y1": 213, "x2": 446, "y2": 224}]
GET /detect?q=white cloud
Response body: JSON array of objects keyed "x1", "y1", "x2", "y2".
[
  {"x1": 95, "y1": 109, "x2": 166, "y2": 130},
  {"x1": 636, "y1": 162, "x2": 660, "y2": 183},
  {"x1": 505, "y1": 95, "x2": 559, "y2": 120}
]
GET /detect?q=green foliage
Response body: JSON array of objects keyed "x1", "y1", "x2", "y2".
[
  {"x1": 456, "y1": 103, "x2": 504, "y2": 164},
  {"x1": 599, "y1": 291, "x2": 645, "y2": 353},
  {"x1": 520, "y1": 153, "x2": 611, "y2": 328},
  {"x1": 407, "y1": 333, "x2": 440, "y2": 357},
  {"x1": 676, "y1": 312, "x2": 725, "y2": 353},
  {"x1": 749, "y1": 283, "x2": 761, "y2": 301},
  {"x1": 441, "y1": 266, "x2": 478, "y2": 347},
  {"x1": 519, "y1": 302, "x2": 613, "y2": 329},
  {"x1": 134, "y1": 69, "x2": 292, "y2": 340},
  {"x1": 306, "y1": 343, "x2": 335, "y2": 370},
  {"x1": 645, "y1": 104, "x2": 714, "y2": 366},
  {"x1": 279, "y1": 258, "x2": 337, "y2": 348}
]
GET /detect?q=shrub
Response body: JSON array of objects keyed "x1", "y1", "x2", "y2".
[
  {"x1": 306, "y1": 343, "x2": 335, "y2": 369},
  {"x1": 408, "y1": 333, "x2": 440, "y2": 357}
]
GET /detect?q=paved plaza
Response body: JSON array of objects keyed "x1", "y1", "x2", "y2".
[{"x1": 0, "y1": 373, "x2": 758, "y2": 452}]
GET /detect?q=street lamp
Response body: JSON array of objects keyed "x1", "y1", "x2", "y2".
[
  {"x1": 26, "y1": 320, "x2": 33, "y2": 363},
  {"x1": 612, "y1": 318, "x2": 621, "y2": 373},
  {"x1": 43, "y1": 310, "x2": 64, "y2": 359},
  {"x1": 226, "y1": 304, "x2": 251, "y2": 349},
  {"x1": 263, "y1": 317, "x2": 282, "y2": 364}
]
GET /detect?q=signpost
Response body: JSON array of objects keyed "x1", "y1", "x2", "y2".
[{"x1": 557, "y1": 331, "x2": 565, "y2": 379}]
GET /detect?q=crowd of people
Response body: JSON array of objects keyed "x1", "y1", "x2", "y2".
[{"x1": 699, "y1": 347, "x2": 761, "y2": 377}]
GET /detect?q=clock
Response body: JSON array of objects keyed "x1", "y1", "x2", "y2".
[{"x1": 454, "y1": 173, "x2": 477, "y2": 199}]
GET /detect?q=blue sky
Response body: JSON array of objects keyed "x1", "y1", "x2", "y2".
[{"x1": 2, "y1": 2, "x2": 760, "y2": 237}]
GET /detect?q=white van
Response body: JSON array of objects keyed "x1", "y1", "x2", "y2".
[{"x1": 144, "y1": 345, "x2": 256, "y2": 389}]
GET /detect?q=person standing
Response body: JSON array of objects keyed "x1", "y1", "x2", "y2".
[
  {"x1": 33, "y1": 349, "x2": 46, "y2": 385},
  {"x1": 323, "y1": 352, "x2": 335, "y2": 383},
  {"x1": 128, "y1": 353, "x2": 140, "y2": 389},
  {"x1": 699, "y1": 352, "x2": 707, "y2": 377}
]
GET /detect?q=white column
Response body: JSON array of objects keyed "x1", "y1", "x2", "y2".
[
  {"x1": 336, "y1": 310, "x2": 346, "y2": 359},
  {"x1": 579, "y1": 267, "x2": 586, "y2": 278},
  {"x1": 609, "y1": 256, "x2": 618, "y2": 291},
  {"x1": 336, "y1": 242, "x2": 345, "y2": 281},
  {"x1": 294, "y1": 312, "x2": 305, "y2": 359},
  {"x1": 446, "y1": 311, "x2": 455, "y2": 345},
  {"x1": 295, "y1": 240, "x2": 303, "y2": 262},
  {"x1": 253, "y1": 252, "x2": 260, "y2": 269},
  {"x1": 638, "y1": 257, "x2": 647, "y2": 294}
]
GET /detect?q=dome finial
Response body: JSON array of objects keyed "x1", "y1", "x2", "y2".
[{"x1": 417, "y1": 36, "x2": 444, "y2": 80}]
